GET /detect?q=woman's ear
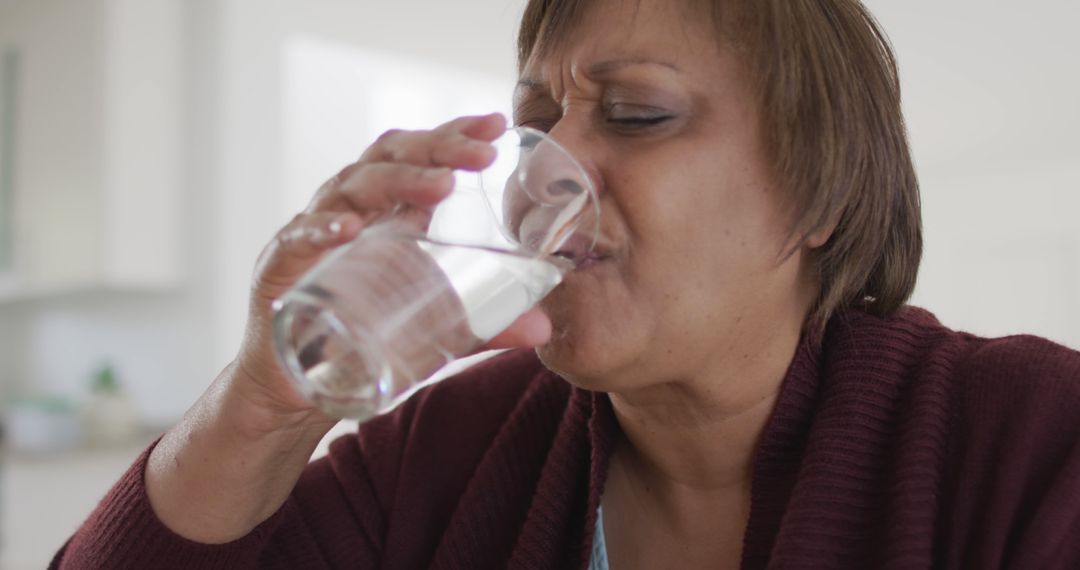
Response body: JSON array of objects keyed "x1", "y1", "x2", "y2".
[{"x1": 804, "y1": 209, "x2": 844, "y2": 249}]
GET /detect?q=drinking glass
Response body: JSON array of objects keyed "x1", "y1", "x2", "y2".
[{"x1": 272, "y1": 127, "x2": 599, "y2": 419}]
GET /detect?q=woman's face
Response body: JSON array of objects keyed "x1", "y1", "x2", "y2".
[{"x1": 519, "y1": 0, "x2": 817, "y2": 390}]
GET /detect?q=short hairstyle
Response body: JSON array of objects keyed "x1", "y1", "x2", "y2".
[{"x1": 517, "y1": 0, "x2": 923, "y2": 330}]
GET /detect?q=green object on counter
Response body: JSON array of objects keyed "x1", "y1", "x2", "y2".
[
  {"x1": 91, "y1": 364, "x2": 120, "y2": 394},
  {"x1": 10, "y1": 394, "x2": 75, "y2": 414}
]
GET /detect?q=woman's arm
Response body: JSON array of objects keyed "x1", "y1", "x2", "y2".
[
  {"x1": 144, "y1": 362, "x2": 337, "y2": 543},
  {"x1": 139, "y1": 112, "x2": 515, "y2": 543},
  {"x1": 51, "y1": 113, "x2": 548, "y2": 566}
]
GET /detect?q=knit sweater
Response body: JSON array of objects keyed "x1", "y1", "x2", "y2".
[{"x1": 52, "y1": 307, "x2": 1080, "y2": 569}]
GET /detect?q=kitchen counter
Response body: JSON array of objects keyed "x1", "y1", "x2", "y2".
[{"x1": 1, "y1": 438, "x2": 153, "y2": 570}]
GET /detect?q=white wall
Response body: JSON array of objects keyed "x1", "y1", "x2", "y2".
[
  {"x1": 210, "y1": 0, "x2": 526, "y2": 370},
  {"x1": 867, "y1": 1, "x2": 1080, "y2": 348},
  {"x1": 102, "y1": 0, "x2": 185, "y2": 287}
]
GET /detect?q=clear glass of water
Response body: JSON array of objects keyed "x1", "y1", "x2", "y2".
[{"x1": 272, "y1": 127, "x2": 599, "y2": 419}]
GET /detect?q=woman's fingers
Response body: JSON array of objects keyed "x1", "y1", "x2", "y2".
[
  {"x1": 252, "y1": 211, "x2": 364, "y2": 297},
  {"x1": 483, "y1": 308, "x2": 553, "y2": 350},
  {"x1": 304, "y1": 114, "x2": 506, "y2": 216},
  {"x1": 456, "y1": 112, "x2": 508, "y2": 142},
  {"x1": 361, "y1": 113, "x2": 505, "y2": 166},
  {"x1": 364, "y1": 129, "x2": 498, "y2": 172},
  {"x1": 306, "y1": 163, "x2": 454, "y2": 216}
]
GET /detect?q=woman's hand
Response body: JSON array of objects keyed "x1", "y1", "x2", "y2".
[
  {"x1": 145, "y1": 113, "x2": 553, "y2": 544},
  {"x1": 232, "y1": 112, "x2": 552, "y2": 427}
]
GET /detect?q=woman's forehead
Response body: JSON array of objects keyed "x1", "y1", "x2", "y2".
[{"x1": 520, "y1": 0, "x2": 718, "y2": 80}]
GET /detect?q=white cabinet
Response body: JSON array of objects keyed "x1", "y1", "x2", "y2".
[{"x1": 0, "y1": 0, "x2": 183, "y2": 302}]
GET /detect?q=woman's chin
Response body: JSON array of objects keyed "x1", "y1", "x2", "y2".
[
  {"x1": 535, "y1": 321, "x2": 597, "y2": 380},
  {"x1": 535, "y1": 279, "x2": 641, "y2": 389},
  {"x1": 535, "y1": 322, "x2": 629, "y2": 392}
]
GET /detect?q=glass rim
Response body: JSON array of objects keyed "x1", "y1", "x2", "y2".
[{"x1": 484, "y1": 125, "x2": 601, "y2": 257}]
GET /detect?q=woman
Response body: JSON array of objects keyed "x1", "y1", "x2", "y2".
[{"x1": 53, "y1": 0, "x2": 1080, "y2": 568}]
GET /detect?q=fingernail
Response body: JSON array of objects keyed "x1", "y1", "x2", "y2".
[{"x1": 329, "y1": 213, "x2": 352, "y2": 235}]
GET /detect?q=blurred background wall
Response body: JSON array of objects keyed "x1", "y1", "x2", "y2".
[{"x1": 0, "y1": 0, "x2": 1077, "y2": 567}]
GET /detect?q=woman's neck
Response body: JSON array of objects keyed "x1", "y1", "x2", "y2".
[
  {"x1": 607, "y1": 319, "x2": 803, "y2": 496},
  {"x1": 600, "y1": 330, "x2": 800, "y2": 570}
]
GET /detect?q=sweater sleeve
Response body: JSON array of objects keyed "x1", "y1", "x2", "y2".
[
  {"x1": 48, "y1": 438, "x2": 305, "y2": 570},
  {"x1": 49, "y1": 350, "x2": 540, "y2": 569},
  {"x1": 945, "y1": 335, "x2": 1080, "y2": 569},
  {"x1": 49, "y1": 434, "x2": 388, "y2": 570}
]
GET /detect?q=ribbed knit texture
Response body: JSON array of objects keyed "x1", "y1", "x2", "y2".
[{"x1": 52, "y1": 307, "x2": 1080, "y2": 569}]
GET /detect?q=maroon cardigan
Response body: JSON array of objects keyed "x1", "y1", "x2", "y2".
[{"x1": 53, "y1": 307, "x2": 1080, "y2": 569}]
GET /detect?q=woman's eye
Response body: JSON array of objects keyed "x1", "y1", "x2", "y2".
[
  {"x1": 609, "y1": 115, "x2": 673, "y2": 127},
  {"x1": 605, "y1": 104, "x2": 674, "y2": 129}
]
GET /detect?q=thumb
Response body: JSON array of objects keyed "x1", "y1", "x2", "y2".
[{"x1": 483, "y1": 308, "x2": 553, "y2": 350}]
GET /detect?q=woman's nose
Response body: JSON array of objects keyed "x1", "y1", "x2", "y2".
[
  {"x1": 522, "y1": 139, "x2": 592, "y2": 207},
  {"x1": 543, "y1": 120, "x2": 605, "y2": 197}
]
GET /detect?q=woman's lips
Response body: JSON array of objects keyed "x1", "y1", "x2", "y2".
[
  {"x1": 553, "y1": 234, "x2": 612, "y2": 269},
  {"x1": 572, "y1": 254, "x2": 607, "y2": 270}
]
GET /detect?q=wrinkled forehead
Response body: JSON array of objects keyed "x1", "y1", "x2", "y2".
[{"x1": 518, "y1": 0, "x2": 720, "y2": 74}]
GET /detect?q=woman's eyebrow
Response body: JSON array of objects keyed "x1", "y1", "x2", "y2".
[
  {"x1": 587, "y1": 58, "x2": 681, "y2": 77},
  {"x1": 516, "y1": 78, "x2": 545, "y2": 91},
  {"x1": 516, "y1": 58, "x2": 681, "y2": 92}
]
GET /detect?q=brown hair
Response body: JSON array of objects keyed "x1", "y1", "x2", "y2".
[{"x1": 518, "y1": 0, "x2": 922, "y2": 330}]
